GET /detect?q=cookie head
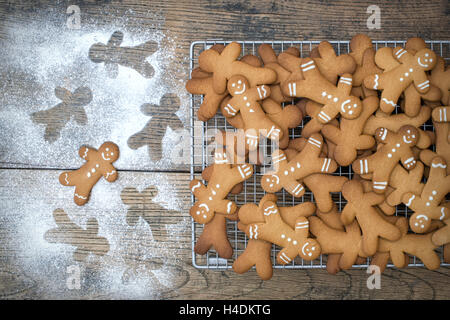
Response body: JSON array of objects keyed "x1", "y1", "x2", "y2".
[
  {"x1": 299, "y1": 239, "x2": 321, "y2": 260},
  {"x1": 399, "y1": 125, "x2": 419, "y2": 146},
  {"x1": 190, "y1": 202, "x2": 213, "y2": 224},
  {"x1": 227, "y1": 75, "x2": 249, "y2": 96},
  {"x1": 340, "y1": 96, "x2": 362, "y2": 119},
  {"x1": 415, "y1": 49, "x2": 437, "y2": 71},
  {"x1": 261, "y1": 174, "x2": 281, "y2": 193},
  {"x1": 409, "y1": 212, "x2": 432, "y2": 233},
  {"x1": 99, "y1": 142, "x2": 120, "y2": 162}
]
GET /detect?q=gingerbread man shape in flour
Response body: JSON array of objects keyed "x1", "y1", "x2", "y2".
[
  {"x1": 352, "y1": 125, "x2": 419, "y2": 194},
  {"x1": 364, "y1": 47, "x2": 437, "y2": 113},
  {"x1": 281, "y1": 58, "x2": 362, "y2": 124},
  {"x1": 222, "y1": 75, "x2": 283, "y2": 150},
  {"x1": 189, "y1": 149, "x2": 253, "y2": 224},
  {"x1": 261, "y1": 133, "x2": 337, "y2": 197},
  {"x1": 403, "y1": 156, "x2": 450, "y2": 233},
  {"x1": 244, "y1": 200, "x2": 320, "y2": 265},
  {"x1": 59, "y1": 142, "x2": 119, "y2": 206}
]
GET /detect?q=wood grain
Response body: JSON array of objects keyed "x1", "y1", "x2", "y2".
[
  {"x1": 0, "y1": 169, "x2": 448, "y2": 299},
  {"x1": 0, "y1": 0, "x2": 449, "y2": 300}
]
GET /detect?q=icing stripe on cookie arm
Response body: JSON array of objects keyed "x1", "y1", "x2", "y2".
[{"x1": 78, "y1": 146, "x2": 93, "y2": 161}]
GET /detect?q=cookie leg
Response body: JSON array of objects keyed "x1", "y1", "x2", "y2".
[{"x1": 73, "y1": 186, "x2": 90, "y2": 206}]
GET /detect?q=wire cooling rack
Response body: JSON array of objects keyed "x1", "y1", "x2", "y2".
[{"x1": 189, "y1": 40, "x2": 450, "y2": 270}]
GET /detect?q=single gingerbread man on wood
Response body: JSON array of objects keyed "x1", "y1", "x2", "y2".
[{"x1": 59, "y1": 142, "x2": 119, "y2": 206}]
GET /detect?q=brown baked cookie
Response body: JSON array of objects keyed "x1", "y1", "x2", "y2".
[
  {"x1": 282, "y1": 58, "x2": 362, "y2": 123},
  {"x1": 222, "y1": 75, "x2": 283, "y2": 150},
  {"x1": 258, "y1": 44, "x2": 299, "y2": 104},
  {"x1": 190, "y1": 148, "x2": 253, "y2": 224},
  {"x1": 244, "y1": 200, "x2": 320, "y2": 264},
  {"x1": 349, "y1": 34, "x2": 382, "y2": 99},
  {"x1": 198, "y1": 41, "x2": 276, "y2": 94},
  {"x1": 403, "y1": 156, "x2": 450, "y2": 233},
  {"x1": 341, "y1": 180, "x2": 401, "y2": 256},
  {"x1": 363, "y1": 106, "x2": 433, "y2": 150},
  {"x1": 364, "y1": 46, "x2": 437, "y2": 114},
  {"x1": 194, "y1": 162, "x2": 241, "y2": 259},
  {"x1": 261, "y1": 134, "x2": 337, "y2": 198},
  {"x1": 233, "y1": 194, "x2": 315, "y2": 279},
  {"x1": 385, "y1": 161, "x2": 425, "y2": 207},
  {"x1": 59, "y1": 142, "x2": 119, "y2": 206},
  {"x1": 430, "y1": 56, "x2": 450, "y2": 105},
  {"x1": 374, "y1": 217, "x2": 442, "y2": 270},
  {"x1": 420, "y1": 121, "x2": 450, "y2": 174},
  {"x1": 322, "y1": 96, "x2": 378, "y2": 166},
  {"x1": 353, "y1": 125, "x2": 419, "y2": 194},
  {"x1": 309, "y1": 214, "x2": 363, "y2": 270}
]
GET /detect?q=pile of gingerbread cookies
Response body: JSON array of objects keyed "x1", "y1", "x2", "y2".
[{"x1": 186, "y1": 34, "x2": 450, "y2": 280}]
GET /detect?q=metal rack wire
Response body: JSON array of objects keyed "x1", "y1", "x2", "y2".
[{"x1": 189, "y1": 40, "x2": 450, "y2": 270}]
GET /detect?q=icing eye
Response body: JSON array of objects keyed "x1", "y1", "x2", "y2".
[
  {"x1": 237, "y1": 80, "x2": 242, "y2": 84},
  {"x1": 111, "y1": 152, "x2": 114, "y2": 156},
  {"x1": 322, "y1": 91, "x2": 327, "y2": 96},
  {"x1": 353, "y1": 104, "x2": 357, "y2": 108},
  {"x1": 231, "y1": 83, "x2": 236, "y2": 87},
  {"x1": 106, "y1": 148, "x2": 110, "y2": 151},
  {"x1": 430, "y1": 58, "x2": 433, "y2": 62},
  {"x1": 409, "y1": 68, "x2": 413, "y2": 72}
]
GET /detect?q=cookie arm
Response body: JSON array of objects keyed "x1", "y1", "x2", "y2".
[
  {"x1": 222, "y1": 97, "x2": 241, "y2": 117},
  {"x1": 248, "y1": 85, "x2": 271, "y2": 101},
  {"x1": 102, "y1": 164, "x2": 118, "y2": 182},
  {"x1": 392, "y1": 47, "x2": 412, "y2": 64},
  {"x1": 400, "y1": 152, "x2": 417, "y2": 170},
  {"x1": 190, "y1": 179, "x2": 208, "y2": 198},
  {"x1": 413, "y1": 72, "x2": 431, "y2": 93},
  {"x1": 78, "y1": 146, "x2": 95, "y2": 161},
  {"x1": 341, "y1": 204, "x2": 356, "y2": 225},
  {"x1": 337, "y1": 74, "x2": 353, "y2": 96},
  {"x1": 232, "y1": 163, "x2": 254, "y2": 182},
  {"x1": 215, "y1": 199, "x2": 237, "y2": 216}
]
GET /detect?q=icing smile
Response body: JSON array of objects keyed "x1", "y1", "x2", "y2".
[
  {"x1": 417, "y1": 57, "x2": 428, "y2": 68},
  {"x1": 101, "y1": 152, "x2": 111, "y2": 161},
  {"x1": 234, "y1": 84, "x2": 246, "y2": 94}
]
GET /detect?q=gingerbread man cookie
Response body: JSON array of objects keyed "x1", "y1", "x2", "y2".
[
  {"x1": 321, "y1": 96, "x2": 378, "y2": 166},
  {"x1": 341, "y1": 180, "x2": 401, "y2": 256},
  {"x1": 420, "y1": 120, "x2": 450, "y2": 174},
  {"x1": 430, "y1": 56, "x2": 450, "y2": 105},
  {"x1": 432, "y1": 106, "x2": 450, "y2": 123},
  {"x1": 233, "y1": 194, "x2": 316, "y2": 279},
  {"x1": 281, "y1": 58, "x2": 362, "y2": 123},
  {"x1": 373, "y1": 217, "x2": 442, "y2": 271},
  {"x1": 222, "y1": 75, "x2": 283, "y2": 150},
  {"x1": 59, "y1": 142, "x2": 119, "y2": 206},
  {"x1": 261, "y1": 134, "x2": 337, "y2": 197},
  {"x1": 198, "y1": 41, "x2": 276, "y2": 94},
  {"x1": 403, "y1": 157, "x2": 450, "y2": 233},
  {"x1": 189, "y1": 149, "x2": 253, "y2": 224},
  {"x1": 363, "y1": 106, "x2": 433, "y2": 149},
  {"x1": 309, "y1": 214, "x2": 364, "y2": 270},
  {"x1": 364, "y1": 47, "x2": 437, "y2": 113},
  {"x1": 257, "y1": 44, "x2": 299, "y2": 104},
  {"x1": 244, "y1": 200, "x2": 320, "y2": 264},
  {"x1": 352, "y1": 125, "x2": 419, "y2": 193}
]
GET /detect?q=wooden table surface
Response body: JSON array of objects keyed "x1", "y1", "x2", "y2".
[{"x1": 0, "y1": 0, "x2": 449, "y2": 300}]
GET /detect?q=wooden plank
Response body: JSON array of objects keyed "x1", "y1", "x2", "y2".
[
  {"x1": 0, "y1": 169, "x2": 449, "y2": 299},
  {"x1": 0, "y1": 1, "x2": 448, "y2": 170}
]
